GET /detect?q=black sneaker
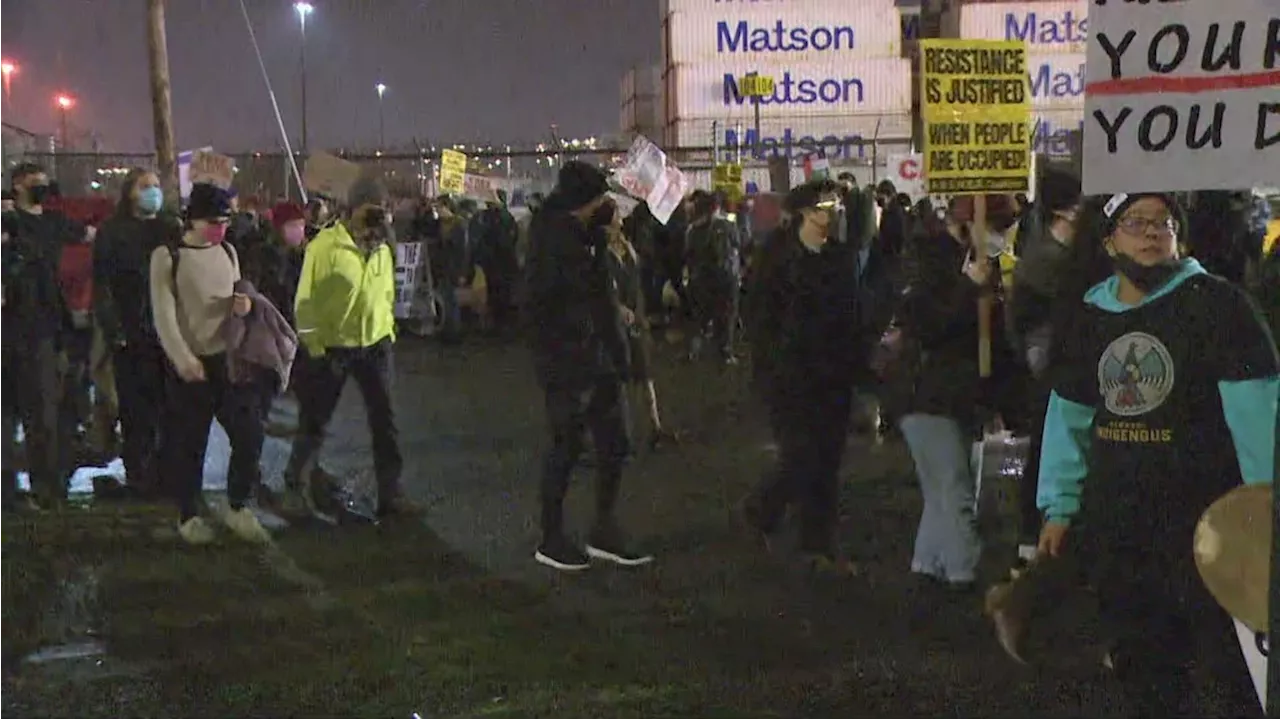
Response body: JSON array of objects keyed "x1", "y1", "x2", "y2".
[
  {"x1": 534, "y1": 535, "x2": 591, "y2": 572},
  {"x1": 585, "y1": 525, "x2": 654, "y2": 567}
]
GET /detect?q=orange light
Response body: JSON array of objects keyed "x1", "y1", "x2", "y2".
[{"x1": 56, "y1": 94, "x2": 75, "y2": 109}]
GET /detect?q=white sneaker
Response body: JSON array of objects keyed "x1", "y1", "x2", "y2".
[
  {"x1": 221, "y1": 507, "x2": 272, "y2": 545},
  {"x1": 178, "y1": 516, "x2": 216, "y2": 545}
]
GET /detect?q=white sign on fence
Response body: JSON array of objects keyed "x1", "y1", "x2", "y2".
[
  {"x1": 886, "y1": 153, "x2": 925, "y2": 198},
  {"x1": 1082, "y1": 0, "x2": 1280, "y2": 194}
]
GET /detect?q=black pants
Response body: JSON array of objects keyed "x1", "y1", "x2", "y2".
[
  {"x1": 690, "y1": 274, "x2": 738, "y2": 358},
  {"x1": 5, "y1": 337, "x2": 68, "y2": 502},
  {"x1": 114, "y1": 339, "x2": 168, "y2": 494},
  {"x1": 485, "y1": 266, "x2": 517, "y2": 330},
  {"x1": 1097, "y1": 547, "x2": 1261, "y2": 717},
  {"x1": 161, "y1": 354, "x2": 265, "y2": 521},
  {"x1": 285, "y1": 340, "x2": 402, "y2": 499},
  {"x1": 60, "y1": 327, "x2": 93, "y2": 441},
  {"x1": 752, "y1": 387, "x2": 853, "y2": 553},
  {"x1": 539, "y1": 378, "x2": 630, "y2": 541},
  {"x1": 1018, "y1": 380, "x2": 1053, "y2": 548}
]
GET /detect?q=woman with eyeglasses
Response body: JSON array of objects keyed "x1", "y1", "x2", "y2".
[{"x1": 1036, "y1": 192, "x2": 1277, "y2": 715}]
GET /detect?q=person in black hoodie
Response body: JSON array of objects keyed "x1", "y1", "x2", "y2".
[
  {"x1": 94, "y1": 168, "x2": 177, "y2": 498},
  {"x1": 741, "y1": 180, "x2": 859, "y2": 575},
  {"x1": 526, "y1": 161, "x2": 651, "y2": 572},
  {"x1": 4, "y1": 162, "x2": 75, "y2": 506}
]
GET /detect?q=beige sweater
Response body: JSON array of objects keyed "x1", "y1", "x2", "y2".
[{"x1": 150, "y1": 239, "x2": 241, "y2": 374}]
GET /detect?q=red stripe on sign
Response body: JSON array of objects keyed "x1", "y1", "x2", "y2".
[{"x1": 1087, "y1": 70, "x2": 1280, "y2": 96}]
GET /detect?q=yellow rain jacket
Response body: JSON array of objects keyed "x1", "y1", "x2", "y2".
[{"x1": 294, "y1": 221, "x2": 397, "y2": 357}]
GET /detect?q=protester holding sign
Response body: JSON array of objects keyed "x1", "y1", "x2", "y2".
[{"x1": 1036, "y1": 192, "x2": 1278, "y2": 715}]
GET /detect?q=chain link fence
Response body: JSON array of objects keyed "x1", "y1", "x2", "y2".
[{"x1": 9, "y1": 136, "x2": 930, "y2": 204}]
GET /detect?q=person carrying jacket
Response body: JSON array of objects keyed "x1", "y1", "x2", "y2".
[
  {"x1": 741, "y1": 180, "x2": 860, "y2": 576},
  {"x1": 4, "y1": 162, "x2": 74, "y2": 507},
  {"x1": 286, "y1": 176, "x2": 419, "y2": 519},
  {"x1": 150, "y1": 182, "x2": 271, "y2": 545},
  {"x1": 1036, "y1": 192, "x2": 1277, "y2": 716},
  {"x1": 526, "y1": 160, "x2": 651, "y2": 572}
]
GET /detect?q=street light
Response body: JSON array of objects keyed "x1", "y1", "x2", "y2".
[
  {"x1": 294, "y1": 2, "x2": 313, "y2": 153},
  {"x1": 375, "y1": 82, "x2": 387, "y2": 149},
  {"x1": 1, "y1": 60, "x2": 15, "y2": 102},
  {"x1": 55, "y1": 94, "x2": 75, "y2": 151}
]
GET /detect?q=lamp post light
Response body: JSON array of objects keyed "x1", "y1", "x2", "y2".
[
  {"x1": 375, "y1": 82, "x2": 387, "y2": 150},
  {"x1": 1, "y1": 60, "x2": 16, "y2": 102},
  {"x1": 55, "y1": 94, "x2": 75, "y2": 151},
  {"x1": 294, "y1": 2, "x2": 313, "y2": 153}
]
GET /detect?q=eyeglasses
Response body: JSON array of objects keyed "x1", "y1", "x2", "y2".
[{"x1": 1116, "y1": 215, "x2": 1179, "y2": 236}]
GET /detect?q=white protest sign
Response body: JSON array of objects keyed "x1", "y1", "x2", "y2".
[
  {"x1": 1234, "y1": 618, "x2": 1267, "y2": 711},
  {"x1": 394, "y1": 242, "x2": 423, "y2": 319},
  {"x1": 1082, "y1": 0, "x2": 1280, "y2": 194},
  {"x1": 887, "y1": 153, "x2": 926, "y2": 198}
]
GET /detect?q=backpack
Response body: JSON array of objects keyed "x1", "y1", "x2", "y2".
[
  {"x1": 687, "y1": 219, "x2": 736, "y2": 275},
  {"x1": 167, "y1": 241, "x2": 236, "y2": 290}
]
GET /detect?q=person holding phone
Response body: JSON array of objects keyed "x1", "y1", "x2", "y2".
[{"x1": 151, "y1": 182, "x2": 271, "y2": 545}]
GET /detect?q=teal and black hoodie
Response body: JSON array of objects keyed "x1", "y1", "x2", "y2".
[{"x1": 1036, "y1": 258, "x2": 1278, "y2": 549}]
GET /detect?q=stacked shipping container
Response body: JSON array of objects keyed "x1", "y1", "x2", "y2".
[
  {"x1": 958, "y1": 0, "x2": 1087, "y2": 157},
  {"x1": 659, "y1": 0, "x2": 915, "y2": 163},
  {"x1": 620, "y1": 65, "x2": 664, "y2": 140}
]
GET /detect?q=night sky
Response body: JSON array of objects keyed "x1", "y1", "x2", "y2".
[{"x1": 1, "y1": 0, "x2": 660, "y2": 152}]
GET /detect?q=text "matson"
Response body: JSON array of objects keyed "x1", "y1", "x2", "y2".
[
  {"x1": 723, "y1": 72, "x2": 865, "y2": 106},
  {"x1": 1004, "y1": 10, "x2": 1089, "y2": 46},
  {"x1": 717, "y1": 20, "x2": 855, "y2": 53}
]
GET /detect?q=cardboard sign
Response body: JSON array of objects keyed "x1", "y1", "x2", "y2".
[
  {"x1": 440, "y1": 149, "x2": 467, "y2": 195},
  {"x1": 189, "y1": 150, "x2": 234, "y2": 190},
  {"x1": 887, "y1": 153, "x2": 926, "y2": 198},
  {"x1": 304, "y1": 151, "x2": 362, "y2": 203},
  {"x1": 1082, "y1": 0, "x2": 1280, "y2": 194},
  {"x1": 921, "y1": 39, "x2": 1032, "y2": 195},
  {"x1": 462, "y1": 173, "x2": 499, "y2": 203}
]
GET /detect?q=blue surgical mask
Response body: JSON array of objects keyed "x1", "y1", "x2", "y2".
[{"x1": 137, "y1": 186, "x2": 163, "y2": 215}]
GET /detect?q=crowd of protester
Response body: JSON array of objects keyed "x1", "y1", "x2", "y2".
[{"x1": 2, "y1": 155, "x2": 1278, "y2": 715}]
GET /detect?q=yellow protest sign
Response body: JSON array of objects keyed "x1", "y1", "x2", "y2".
[
  {"x1": 712, "y1": 163, "x2": 743, "y2": 202},
  {"x1": 921, "y1": 39, "x2": 1031, "y2": 195},
  {"x1": 440, "y1": 149, "x2": 468, "y2": 195},
  {"x1": 739, "y1": 75, "x2": 775, "y2": 98}
]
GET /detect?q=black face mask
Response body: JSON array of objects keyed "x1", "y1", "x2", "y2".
[
  {"x1": 26, "y1": 184, "x2": 50, "y2": 205},
  {"x1": 1113, "y1": 253, "x2": 1180, "y2": 293}
]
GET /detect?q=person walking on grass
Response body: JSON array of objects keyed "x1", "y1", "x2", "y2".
[{"x1": 150, "y1": 183, "x2": 271, "y2": 545}]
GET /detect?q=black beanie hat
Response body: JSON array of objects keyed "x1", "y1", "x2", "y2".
[
  {"x1": 1101, "y1": 192, "x2": 1177, "y2": 235},
  {"x1": 556, "y1": 161, "x2": 609, "y2": 210},
  {"x1": 187, "y1": 182, "x2": 232, "y2": 221}
]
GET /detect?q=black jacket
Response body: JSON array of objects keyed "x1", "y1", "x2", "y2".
[
  {"x1": 746, "y1": 228, "x2": 860, "y2": 414},
  {"x1": 4, "y1": 209, "x2": 75, "y2": 347},
  {"x1": 94, "y1": 213, "x2": 178, "y2": 347},
  {"x1": 883, "y1": 231, "x2": 983, "y2": 427},
  {"x1": 525, "y1": 194, "x2": 629, "y2": 389}
]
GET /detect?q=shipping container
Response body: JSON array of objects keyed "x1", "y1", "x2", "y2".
[
  {"x1": 960, "y1": 1, "x2": 1087, "y2": 54},
  {"x1": 667, "y1": 58, "x2": 913, "y2": 120},
  {"x1": 620, "y1": 65, "x2": 662, "y2": 103},
  {"x1": 666, "y1": 1, "x2": 903, "y2": 65},
  {"x1": 667, "y1": 114, "x2": 913, "y2": 161},
  {"x1": 1024, "y1": 53, "x2": 1084, "y2": 109}
]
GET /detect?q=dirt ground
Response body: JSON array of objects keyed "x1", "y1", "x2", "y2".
[{"x1": 2, "y1": 335, "x2": 1128, "y2": 718}]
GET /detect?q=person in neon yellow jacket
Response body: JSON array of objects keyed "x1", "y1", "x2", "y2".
[{"x1": 285, "y1": 176, "x2": 419, "y2": 519}]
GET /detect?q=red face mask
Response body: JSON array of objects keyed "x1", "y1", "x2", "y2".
[{"x1": 202, "y1": 223, "x2": 228, "y2": 245}]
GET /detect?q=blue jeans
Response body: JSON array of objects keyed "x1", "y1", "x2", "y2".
[{"x1": 899, "y1": 414, "x2": 982, "y2": 583}]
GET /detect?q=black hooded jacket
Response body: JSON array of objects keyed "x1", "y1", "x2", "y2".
[
  {"x1": 94, "y1": 213, "x2": 179, "y2": 347},
  {"x1": 746, "y1": 226, "x2": 860, "y2": 413},
  {"x1": 524, "y1": 193, "x2": 629, "y2": 389}
]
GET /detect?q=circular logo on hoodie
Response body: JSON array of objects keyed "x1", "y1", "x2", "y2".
[{"x1": 1097, "y1": 332, "x2": 1176, "y2": 417}]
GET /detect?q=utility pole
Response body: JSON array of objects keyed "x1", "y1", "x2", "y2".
[{"x1": 147, "y1": 0, "x2": 178, "y2": 202}]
